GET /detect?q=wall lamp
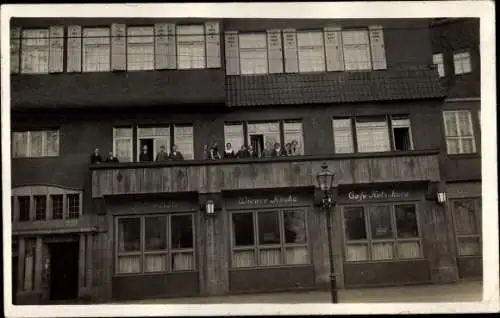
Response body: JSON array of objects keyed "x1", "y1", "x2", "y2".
[
  {"x1": 437, "y1": 182, "x2": 447, "y2": 204},
  {"x1": 204, "y1": 199, "x2": 216, "y2": 216}
]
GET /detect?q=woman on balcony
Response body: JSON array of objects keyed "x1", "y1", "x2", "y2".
[{"x1": 223, "y1": 142, "x2": 236, "y2": 159}]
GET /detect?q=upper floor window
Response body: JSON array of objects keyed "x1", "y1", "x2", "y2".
[
  {"x1": 239, "y1": 33, "x2": 268, "y2": 75},
  {"x1": 82, "y1": 27, "x2": 111, "y2": 72},
  {"x1": 224, "y1": 120, "x2": 304, "y2": 158},
  {"x1": 297, "y1": 31, "x2": 325, "y2": 73},
  {"x1": 432, "y1": 53, "x2": 445, "y2": 77},
  {"x1": 127, "y1": 26, "x2": 155, "y2": 71},
  {"x1": 12, "y1": 130, "x2": 60, "y2": 158},
  {"x1": 176, "y1": 25, "x2": 206, "y2": 69},
  {"x1": 443, "y1": 110, "x2": 476, "y2": 154},
  {"x1": 453, "y1": 51, "x2": 471, "y2": 75},
  {"x1": 113, "y1": 124, "x2": 194, "y2": 163},
  {"x1": 342, "y1": 30, "x2": 371, "y2": 71},
  {"x1": 332, "y1": 116, "x2": 413, "y2": 154},
  {"x1": 21, "y1": 29, "x2": 49, "y2": 74}
]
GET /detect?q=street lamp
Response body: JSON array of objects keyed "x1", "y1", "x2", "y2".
[
  {"x1": 316, "y1": 162, "x2": 338, "y2": 303},
  {"x1": 205, "y1": 199, "x2": 216, "y2": 216}
]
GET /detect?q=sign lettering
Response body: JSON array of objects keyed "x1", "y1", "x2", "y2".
[
  {"x1": 238, "y1": 194, "x2": 299, "y2": 206},
  {"x1": 347, "y1": 190, "x2": 410, "y2": 202}
]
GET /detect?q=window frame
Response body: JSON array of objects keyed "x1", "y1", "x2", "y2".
[
  {"x1": 341, "y1": 29, "x2": 372, "y2": 71},
  {"x1": 229, "y1": 208, "x2": 310, "y2": 269},
  {"x1": 126, "y1": 25, "x2": 155, "y2": 71},
  {"x1": 442, "y1": 110, "x2": 477, "y2": 155},
  {"x1": 453, "y1": 50, "x2": 472, "y2": 75},
  {"x1": 176, "y1": 24, "x2": 207, "y2": 70},
  {"x1": 11, "y1": 130, "x2": 61, "y2": 159},
  {"x1": 12, "y1": 191, "x2": 82, "y2": 222},
  {"x1": 20, "y1": 28, "x2": 50, "y2": 74},
  {"x1": 342, "y1": 202, "x2": 424, "y2": 263},
  {"x1": 238, "y1": 32, "x2": 269, "y2": 75},
  {"x1": 450, "y1": 197, "x2": 482, "y2": 257},
  {"x1": 432, "y1": 53, "x2": 446, "y2": 78},
  {"x1": 296, "y1": 29, "x2": 326, "y2": 73},
  {"x1": 82, "y1": 26, "x2": 112, "y2": 73},
  {"x1": 114, "y1": 213, "x2": 196, "y2": 275},
  {"x1": 113, "y1": 126, "x2": 134, "y2": 163},
  {"x1": 133, "y1": 124, "x2": 195, "y2": 161}
]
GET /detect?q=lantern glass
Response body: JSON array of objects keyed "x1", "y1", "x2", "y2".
[
  {"x1": 437, "y1": 192, "x2": 446, "y2": 203},
  {"x1": 316, "y1": 164, "x2": 335, "y2": 192},
  {"x1": 206, "y1": 200, "x2": 215, "y2": 215}
]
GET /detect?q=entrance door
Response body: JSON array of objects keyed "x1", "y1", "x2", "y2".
[{"x1": 49, "y1": 242, "x2": 79, "y2": 301}]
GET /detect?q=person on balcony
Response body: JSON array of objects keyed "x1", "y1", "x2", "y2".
[
  {"x1": 209, "y1": 141, "x2": 222, "y2": 160},
  {"x1": 155, "y1": 145, "x2": 169, "y2": 162},
  {"x1": 285, "y1": 143, "x2": 293, "y2": 156},
  {"x1": 169, "y1": 144, "x2": 184, "y2": 161},
  {"x1": 105, "y1": 151, "x2": 119, "y2": 163},
  {"x1": 290, "y1": 140, "x2": 299, "y2": 155},
  {"x1": 248, "y1": 144, "x2": 257, "y2": 158},
  {"x1": 139, "y1": 145, "x2": 152, "y2": 162},
  {"x1": 90, "y1": 147, "x2": 103, "y2": 164},
  {"x1": 262, "y1": 141, "x2": 274, "y2": 157},
  {"x1": 271, "y1": 142, "x2": 287, "y2": 157},
  {"x1": 224, "y1": 142, "x2": 236, "y2": 159},
  {"x1": 237, "y1": 144, "x2": 251, "y2": 159}
]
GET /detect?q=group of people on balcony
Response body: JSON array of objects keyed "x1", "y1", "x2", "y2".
[
  {"x1": 203, "y1": 140, "x2": 300, "y2": 160},
  {"x1": 90, "y1": 139, "x2": 300, "y2": 164}
]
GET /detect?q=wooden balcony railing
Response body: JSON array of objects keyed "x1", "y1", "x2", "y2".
[{"x1": 90, "y1": 150, "x2": 441, "y2": 198}]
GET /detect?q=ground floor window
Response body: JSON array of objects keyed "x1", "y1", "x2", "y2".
[
  {"x1": 115, "y1": 213, "x2": 195, "y2": 274},
  {"x1": 230, "y1": 209, "x2": 309, "y2": 268},
  {"x1": 451, "y1": 198, "x2": 482, "y2": 257},
  {"x1": 343, "y1": 203, "x2": 423, "y2": 262}
]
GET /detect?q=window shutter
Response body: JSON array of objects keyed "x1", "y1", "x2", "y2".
[
  {"x1": 368, "y1": 25, "x2": 387, "y2": 70},
  {"x1": 48, "y1": 26, "x2": 64, "y2": 73},
  {"x1": 267, "y1": 29, "x2": 283, "y2": 74},
  {"x1": 111, "y1": 23, "x2": 126, "y2": 71},
  {"x1": 283, "y1": 28, "x2": 298, "y2": 73},
  {"x1": 205, "y1": 21, "x2": 221, "y2": 68},
  {"x1": 224, "y1": 31, "x2": 240, "y2": 75},
  {"x1": 10, "y1": 27, "x2": 21, "y2": 74},
  {"x1": 324, "y1": 26, "x2": 344, "y2": 72},
  {"x1": 67, "y1": 25, "x2": 82, "y2": 73},
  {"x1": 165, "y1": 23, "x2": 176, "y2": 69},
  {"x1": 154, "y1": 23, "x2": 170, "y2": 70}
]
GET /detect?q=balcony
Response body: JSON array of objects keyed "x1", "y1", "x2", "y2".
[{"x1": 90, "y1": 150, "x2": 441, "y2": 198}]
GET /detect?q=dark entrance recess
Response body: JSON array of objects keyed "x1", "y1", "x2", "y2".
[
  {"x1": 139, "y1": 138, "x2": 154, "y2": 162},
  {"x1": 250, "y1": 134, "x2": 264, "y2": 157},
  {"x1": 49, "y1": 242, "x2": 79, "y2": 301},
  {"x1": 393, "y1": 127, "x2": 412, "y2": 151},
  {"x1": 12, "y1": 256, "x2": 18, "y2": 304}
]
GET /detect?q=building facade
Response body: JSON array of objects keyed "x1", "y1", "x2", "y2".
[
  {"x1": 430, "y1": 18, "x2": 482, "y2": 280},
  {"x1": 9, "y1": 17, "x2": 479, "y2": 304}
]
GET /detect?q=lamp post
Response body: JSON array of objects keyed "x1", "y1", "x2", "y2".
[{"x1": 316, "y1": 163, "x2": 338, "y2": 303}]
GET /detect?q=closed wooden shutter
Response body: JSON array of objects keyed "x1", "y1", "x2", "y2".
[
  {"x1": 224, "y1": 31, "x2": 240, "y2": 75},
  {"x1": 267, "y1": 29, "x2": 283, "y2": 74},
  {"x1": 165, "y1": 23, "x2": 177, "y2": 69},
  {"x1": 11, "y1": 27, "x2": 21, "y2": 74},
  {"x1": 205, "y1": 21, "x2": 221, "y2": 68},
  {"x1": 111, "y1": 23, "x2": 126, "y2": 71},
  {"x1": 49, "y1": 26, "x2": 64, "y2": 73},
  {"x1": 283, "y1": 28, "x2": 298, "y2": 73},
  {"x1": 368, "y1": 25, "x2": 387, "y2": 70},
  {"x1": 324, "y1": 26, "x2": 344, "y2": 72},
  {"x1": 67, "y1": 25, "x2": 82, "y2": 72}
]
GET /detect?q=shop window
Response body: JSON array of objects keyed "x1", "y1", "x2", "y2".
[
  {"x1": 116, "y1": 214, "x2": 195, "y2": 274},
  {"x1": 391, "y1": 118, "x2": 413, "y2": 151},
  {"x1": 82, "y1": 27, "x2": 111, "y2": 72},
  {"x1": 21, "y1": 29, "x2": 49, "y2": 74},
  {"x1": 432, "y1": 53, "x2": 445, "y2": 77},
  {"x1": 51, "y1": 195, "x2": 64, "y2": 220},
  {"x1": 297, "y1": 31, "x2": 325, "y2": 73},
  {"x1": 239, "y1": 33, "x2": 268, "y2": 75},
  {"x1": 342, "y1": 30, "x2": 372, "y2": 71},
  {"x1": 18, "y1": 196, "x2": 31, "y2": 221},
  {"x1": 127, "y1": 26, "x2": 154, "y2": 71},
  {"x1": 231, "y1": 209, "x2": 309, "y2": 268},
  {"x1": 452, "y1": 198, "x2": 482, "y2": 256},
  {"x1": 176, "y1": 25, "x2": 206, "y2": 69},
  {"x1": 343, "y1": 203, "x2": 422, "y2": 262},
  {"x1": 12, "y1": 130, "x2": 60, "y2": 158},
  {"x1": 34, "y1": 196, "x2": 46, "y2": 221},
  {"x1": 443, "y1": 110, "x2": 476, "y2": 154}
]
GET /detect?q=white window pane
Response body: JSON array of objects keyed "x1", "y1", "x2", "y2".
[
  {"x1": 297, "y1": 31, "x2": 324, "y2": 47},
  {"x1": 117, "y1": 255, "x2": 141, "y2": 274},
  {"x1": 144, "y1": 254, "x2": 168, "y2": 272},
  {"x1": 458, "y1": 111, "x2": 473, "y2": 136},
  {"x1": 446, "y1": 138, "x2": 460, "y2": 154},
  {"x1": 232, "y1": 250, "x2": 255, "y2": 268},
  {"x1": 344, "y1": 45, "x2": 371, "y2": 71},
  {"x1": 391, "y1": 118, "x2": 410, "y2": 128},
  {"x1": 371, "y1": 242, "x2": 394, "y2": 260},
  {"x1": 240, "y1": 50, "x2": 268, "y2": 75},
  {"x1": 461, "y1": 137, "x2": 476, "y2": 154},
  {"x1": 127, "y1": 44, "x2": 154, "y2": 71},
  {"x1": 342, "y1": 30, "x2": 370, "y2": 46},
  {"x1": 177, "y1": 42, "x2": 206, "y2": 69},
  {"x1": 398, "y1": 241, "x2": 422, "y2": 259},
  {"x1": 114, "y1": 128, "x2": 133, "y2": 138},
  {"x1": 239, "y1": 33, "x2": 267, "y2": 49},
  {"x1": 21, "y1": 47, "x2": 49, "y2": 74},
  {"x1": 12, "y1": 132, "x2": 28, "y2": 157},
  {"x1": 30, "y1": 131, "x2": 44, "y2": 157},
  {"x1": 345, "y1": 244, "x2": 369, "y2": 262},
  {"x1": 259, "y1": 248, "x2": 281, "y2": 266},
  {"x1": 356, "y1": 120, "x2": 391, "y2": 152},
  {"x1": 45, "y1": 131, "x2": 60, "y2": 156},
  {"x1": 443, "y1": 112, "x2": 458, "y2": 136},
  {"x1": 83, "y1": 28, "x2": 111, "y2": 73},
  {"x1": 174, "y1": 126, "x2": 194, "y2": 160},
  {"x1": 298, "y1": 48, "x2": 325, "y2": 72},
  {"x1": 333, "y1": 119, "x2": 354, "y2": 154},
  {"x1": 224, "y1": 124, "x2": 244, "y2": 152},
  {"x1": 115, "y1": 139, "x2": 132, "y2": 162},
  {"x1": 432, "y1": 53, "x2": 443, "y2": 63}
]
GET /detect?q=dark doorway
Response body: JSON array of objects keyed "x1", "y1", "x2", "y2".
[
  {"x1": 49, "y1": 242, "x2": 79, "y2": 301},
  {"x1": 139, "y1": 138, "x2": 154, "y2": 162},
  {"x1": 12, "y1": 256, "x2": 18, "y2": 305},
  {"x1": 250, "y1": 134, "x2": 264, "y2": 157}
]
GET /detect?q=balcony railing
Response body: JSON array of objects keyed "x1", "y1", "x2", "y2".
[{"x1": 90, "y1": 150, "x2": 441, "y2": 198}]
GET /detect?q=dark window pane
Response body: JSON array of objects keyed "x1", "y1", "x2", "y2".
[
  {"x1": 395, "y1": 204, "x2": 419, "y2": 238},
  {"x1": 34, "y1": 196, "x2": 46, "y2": 220},
  {"x1": 51, "y1": 195, "x2": 64, "y2": 219},
  {"x1": 145, "y1": 216, "x2": 167, "y2": 250},
  {"x1": 453, "y1": 199, "x2": 478, "y2": 235},
  {"x1": 283, "y1": 210, "x2": 307, "y2": 244},
  {"x1": 67, "y1": 194, "x2": 80, "y2": 219},
  {"x1": 18, "y1": 196, "x2": 30, "y2": 221},
  {"x1": 369, "y1": 205, "x2": 393, "y2": 239},
  {"x1": 118, "y1": 218, "x2": 141, "y2": 252},
  {"x1": 258, "y1": 211, "x2": 281, "y2": 245},
  {"x1": 171, "y1": 214, "x2": 193, "y2": 249},
  {"x1": 344, "y1": 207, "x2": 367, "y2": 240},
  {"x1": 232, "y1": 213, "x2": 254, "y2": 247}
]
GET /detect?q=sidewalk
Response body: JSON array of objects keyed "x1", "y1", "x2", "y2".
[{"x1": 120, "y1": 281, "x2": 483, "y2": 304}]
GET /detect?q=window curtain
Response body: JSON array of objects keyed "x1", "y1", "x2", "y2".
[
  {"x1": 333, "y1": 119, "x2": 354, "y2": 153},
  {"x1": 371, "y1": 242, "x2": 394, "y2": 260},
  {"x1": 118, "y1": 255, "x2": 141, "y2": 273},
  {"x1": 233, "y1": 250, "x2": 255, "y2": 268},
  {"x1": 345, "y1": 244, "x2": 369, "y2": 262},
  {"x1": 82, "y1": 28, "x2": 111, "y2": 72},
  {"x1": 259, "y1": 248, "x2": 281, "y2": 266},
  {"x1": 172, "y1": 253, "x2": 194, "y2": 271},
  {"x1": 144, "y1": 254, "x2": 168, "y2": 272}
]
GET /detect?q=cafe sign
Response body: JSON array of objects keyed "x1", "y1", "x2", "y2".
[
  {"x1": 347, "y1": 190, "x2": 410, "y2": 202},
  {"x1": 238, "y1": 194, "x2": 299, "y2": 206}
]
